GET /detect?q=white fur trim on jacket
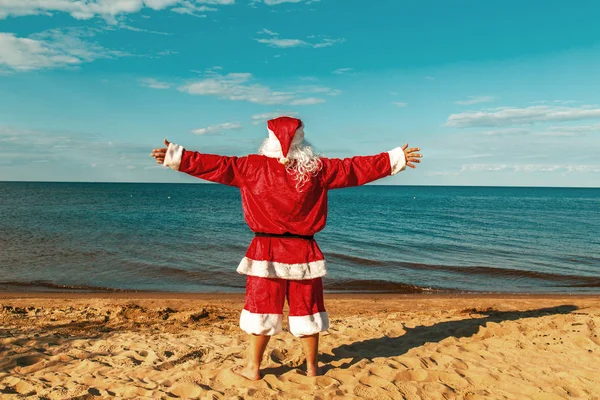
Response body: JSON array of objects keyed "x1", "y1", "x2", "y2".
[
  {"x1": 236, "y1": 257, "x2": 327, "y2": 280},
  {"x1": 387, "y1": 147, "x2": 407, "y2": 175},
  {"x1": 288, "y1": 312, "x2": 330, "y2": 337},
  {"x1": 164, "y1": 142, "x2": 184, "y2": 171},
  {"x1": 240, "y1": 309, "x2": 283, "y2": 336}
]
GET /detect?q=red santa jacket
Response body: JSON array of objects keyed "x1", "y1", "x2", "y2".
[{"x1": 164, "y1": 144, "x2": 406, "y2": 280}]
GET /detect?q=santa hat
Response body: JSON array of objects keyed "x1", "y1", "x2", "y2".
[{"x1": 267, "y1": 116, "x2": 304, "y2": 165}]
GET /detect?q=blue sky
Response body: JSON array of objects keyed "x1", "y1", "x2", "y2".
[{"x1": 1, "y1": 0, "x2": 599, "y2": 186}]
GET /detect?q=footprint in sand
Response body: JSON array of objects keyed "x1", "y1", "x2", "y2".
[
  {"x1": 314, "y1": 376, "x2": 340, "y2": 390},
  {"x1": 15, "y1": 355, "x2": 42, "y2": 367},
  {"x1": 451, "y1": 358, "x2": 469, "y2": 370},
  {"x1": 282, "y1": 371, "x2": 321, "y2": 389},
  {"x1": 0, "y1": 378, "x2": 36, "y2": 396},
  {"x1": 246, "y1": 387, "x2": 279, "y2": 398},
  {"x1": 359, "y1": 375, "x2": 402, "y2": 395},
  {"x1": 353, "y1": 383, "x2": 393, "y2": 399},
  {"x1": 169, "y1": 382, "x2": 203, "y2": 398},
  {"x1": 270, "y1": 348, "x2": 288, "y2": 364},
  {"x1": 132, "y1": 349, "x2": 157, "y2": 364},
  {"x1": 395, "y1": 356, "x2": 421, "y2": 369},
  {"x1": 367, "y1": 364, "x2": 399, "y2": 380},
  {"x1": 393, "y1": 381, "x2": 421, "y2": 400},
  {"x1": 156, "y1": 348, "x2": 210, "y2": 370},
  {"x1": 395, "y1": 368, "x2": 428, "y2": 382}
]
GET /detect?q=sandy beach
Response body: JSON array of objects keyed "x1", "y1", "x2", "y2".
[{"x1": 1, "y1": 292, "x2": 599, "y2": 399}]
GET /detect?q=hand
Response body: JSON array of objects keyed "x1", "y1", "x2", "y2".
[
  {"x1": 401, "y1": 144, "x2": 422, "y2": 169},
  {"x1": 151, "y1": 138, "x2": 170, "y2": 164}
]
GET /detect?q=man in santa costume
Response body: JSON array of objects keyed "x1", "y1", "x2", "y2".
[{"x1": 151, "y1": 116, "x2": 421, "y2": 380}]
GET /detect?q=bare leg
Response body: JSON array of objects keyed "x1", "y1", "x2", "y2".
[
  {"x1": 237, "y1": 334, "x2": 271, "y2": 380},
  {"x1": 300, "y1": 333, "x2": 320, "y2": 376}
]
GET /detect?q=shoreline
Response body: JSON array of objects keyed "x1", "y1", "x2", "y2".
[
  {"x1": 2, "y1": 180, "x2": 600, "y2": 189},
  {"x1": 2, "y1": 291, "x2": 599, "y2": 300}
]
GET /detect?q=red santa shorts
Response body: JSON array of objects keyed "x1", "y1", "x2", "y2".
[{"x1": 239, "y1": 275, "x2": 329, "y2": 337}]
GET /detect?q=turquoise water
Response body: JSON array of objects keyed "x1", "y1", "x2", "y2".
[{"x1": 0, "y1": 182, "x2": 599, "y2": 293}]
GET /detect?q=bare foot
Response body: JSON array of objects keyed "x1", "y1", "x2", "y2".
[
  {"x1": 306, "y1": 363, "x2": 321, "y2": 377},
  {"x1": 233, "y1": 365, "x2": 261, "y2": 381}
]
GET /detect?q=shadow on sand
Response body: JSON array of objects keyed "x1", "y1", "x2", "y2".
[{"x1": 262, "y1": 304, "x2": 578, "y2": 376}]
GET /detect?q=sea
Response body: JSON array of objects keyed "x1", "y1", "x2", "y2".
[{"x1": 1, "y1": 182, "x2": 599, "y2": 294}]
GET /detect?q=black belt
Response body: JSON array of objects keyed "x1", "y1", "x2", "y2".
[{"x1": 254, "y1": 232, "x2": 314, "y2": 240}]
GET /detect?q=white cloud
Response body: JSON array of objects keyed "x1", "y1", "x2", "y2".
[
  {"x1": 0, "y1": 33, "x2": 78, "y2": 72},
  {"x1": 292, "y1": 85, "x2": 341, "y2": 96},
  {"x1": 290, "y1": 97, "x2": 325, "y2": 105},
  {"x1": 251, "y1": 111, "x2": 298, "y2": 125},
  {"x1": 155, "y1": 50, "x2": 178, "y2": 57},
  {"x1": 512, "y1": 164, "x2": 561, "y2": 172},
  {"x1": 179, "y1": 73, "x2": 289, "y2": 104},
  {"x1": 531, "y1": 100, "x2": 576, "y2": 105},
  {"x1": 255, "y1": 30, "x2": 344, "y2": 48},
  {"x1": 0, "y1": 0, "x2": 234, "y2": 22},
  {"x1": 259, "y1": 0, "x2": 303, "y2": 4},
  {"x1": 483, "y1": 128, "x2": 532, "y2": 136},
  {"x1": 457, "y1": 153, "x2": 494, "y2": 159},
  {"x1": 256, "y1": 38, "x2": 308, "y2": 48},
  {"x1": 392, "y1": 102, "x2": 408, "y2": 108},
  {"x1": 312, "y1": 38, "x2": 345, "y2": 48},
  {"x1": 542, "y1": 123, "x2": 600, "y2": 136},
  {"x1": 191, "y1": 122, "x2": 242, "y2": 135},
  {"x1": 482, "y1": 123, "x2": 600, "y2": 137},
  {"x1": 446, "y1": 105, "x2": 600, "y2": 128},
  {"x1": 0, "y1": 125, "x2": 152, "y2": 172},
  {"x1": 333, "y1": 67, "x2": 353, "y2": 74},
  {"x1": 424, "y1": 171, "x2": 460, "y2": 177},
  {"x1": 425, "y1": 76, "x2": 435, "y2": 80},
  {"x1": 566, "y1": 165, "x2": 600, "y2": 173},
  {"x1": 0, "y1": 29, "x2": 127, "y2": 72},
  {"x1": 259, "y1": 28, "x2": 278, "y2": 36},
  {"x1": 460, "y1": 164, "x2": 600, "y2": 173},
  {"x1": 178, "y1": 71, "x2": 328, "y2": 105},
  {"x1": 119, "y1": 24, "x2": 172, "y2": 35},
  {"x1": 455, "y1": 96, "x2": 495, "y2": 105},
  {"x1": 140, "y1": 78, "x2": 172, "y2": 89},
  {"x1": 461, "y1": 164, "x2": 508, "y2": 172},
  {"x1": 171, "y1": 1, "x2": 217, "y2": 16}
]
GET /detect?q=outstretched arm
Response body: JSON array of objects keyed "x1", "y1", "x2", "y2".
[
  {"x1": 151, "y1": 139, "x2": 245, "y2": 187},
  {"x1": 321, "y1": 144, "x2": 422, "y2": 190}
]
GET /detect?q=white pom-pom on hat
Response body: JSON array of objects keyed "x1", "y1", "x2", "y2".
[{"x1": 279, "y1": 157, "x2": 290, "y2": 165}]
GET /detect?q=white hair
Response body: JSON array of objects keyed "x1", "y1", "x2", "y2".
[{"x1": 258, "y1": 127, "x2": 323, "y2": 191}]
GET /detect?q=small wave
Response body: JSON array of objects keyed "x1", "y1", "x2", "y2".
[
  {"x1": 561, "y1": 255, "x2": 600, "y2": 266},
  {"x1": 151, "y1": 265, "x2": 241, "y2": 282},
  {"x1": 560, "y1": 281, "x2": 600, "y2": 288},
  {"x1": 326, "y1": 253, "x2": 387, "y2": 266},
  {"x1": 326, "y1": 253, "x2": 600, "y2": 287},
  {"x1": 142, "y1": 266, "x2": 245, "y2": 289},
  {"x1": 324, "y1": 279, "x2": 450, "y2": 293},
  {"x1": 0, "y1": 280, "x2": 128, "y2": 292},
  {"x1": 399, "y1": 262, "x2": 600, "y2": 286},
  {"x1": 151, "y1": 266, "x2": 207, "y2": 279}
]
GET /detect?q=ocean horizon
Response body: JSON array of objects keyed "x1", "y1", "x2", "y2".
[
  {"x1": 3, "y1": 181, "x2": 599, "y2": 188},
  {"x1": 1, "y1": 181, "x2": 599, "y2": 294}
]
